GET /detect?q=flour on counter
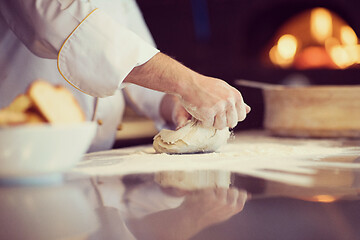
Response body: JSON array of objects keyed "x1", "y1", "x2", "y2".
[
  {"x1": 220, "y1": 141, "x2": 354, "y2": 159},
  {"x1": 72, "y1": 132, "x2": 360, "y2": 187}
]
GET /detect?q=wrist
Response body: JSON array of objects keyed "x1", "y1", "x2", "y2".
[
  {"x1": 171, "y1": 68, "x2": 199, "y2": 101},
  {"x1": 158, "y1": 54, "x2": 197, "y2": 98}
]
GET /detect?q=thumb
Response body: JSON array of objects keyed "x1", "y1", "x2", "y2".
[{"x1": 174, "y1": 110, "x2": 191, "y2": 130}]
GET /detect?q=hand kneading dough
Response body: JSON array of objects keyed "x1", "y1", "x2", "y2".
[{"x1": 153, "y1": 120, "x2": 231, "y2": 154}]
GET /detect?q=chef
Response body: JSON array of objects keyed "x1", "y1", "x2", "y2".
[{"x1": 0, "y1": 0, "x2": 250, "y2": 152}]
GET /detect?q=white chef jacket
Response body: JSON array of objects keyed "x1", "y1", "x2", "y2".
[{"x1": 0, "y1": 0, "x2": 166, "y2": 152}]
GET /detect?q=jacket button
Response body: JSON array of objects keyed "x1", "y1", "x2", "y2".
[{"x1": 97, "y1": 119, "x2": 103, "y2": 125}]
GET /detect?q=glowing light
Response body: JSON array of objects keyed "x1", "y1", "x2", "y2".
[
  {"x1": 269, "y1": 45, "x2": 291, "y2": 68},
  {"x1": 311, "y1": 8, "x2": 333, "y2": 43},
  {"x1": 326, "y1": 30, "x2": 360, "y2": 68},
  {"x1": 277, "y1": 34, "x2": 298, "y2": 60},
  {"x1": 325, "y1": 37, "x2": 340, "y2": 50},
  {"x1": 344, "y1": 45, "x2": 360, "y2": 62},
  {"x1": 312, "y1": 195, "x2": 337, "y2": 203},
  {"x1": 329, "y1": 45, "x2": 352, "y2": 68},
  {"x1": 340, "y1": 26, "x2": 358, "y2": 46},
  {"x1": 269, "y1": 34, "x2": 298, "y2": 67},
  {"x1": 269, "y1": 45, "x2": 281, "y2": 65},
  {"x1": 294, "y1": 46, "x2": 336, "y2": 69},
  {"x1": 355, "y1": 45, "x2": 360, "y2": 64}
]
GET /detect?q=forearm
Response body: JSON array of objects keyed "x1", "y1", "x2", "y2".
[{"x1": 124, "y1": 52, "x2": 195, "y2": 97}]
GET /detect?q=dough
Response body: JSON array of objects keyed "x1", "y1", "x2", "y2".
[{"x1": 153, "y1": 120, "x2": 231, "y2": 154}]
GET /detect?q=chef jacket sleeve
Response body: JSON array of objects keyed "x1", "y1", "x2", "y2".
[{"x1": 0, "y1": 0, "x2": 159, "y2": 97}]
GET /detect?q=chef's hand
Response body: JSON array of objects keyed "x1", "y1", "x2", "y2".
[
  {"x1": 158, "y1": 74, "x2": 251, "y2": 130},
  {"x1": 124, "y1": 52, "x2": 250, "y2": 129},
  {"x1": 160, "y1": 94, "x2": 191, "y2": 129},
  {"x1": 178, "y1": 73, "x2": 251, "y2": 129},
  {"x1": 180, "y1": 187, "x2": 248, "y2": 228}
]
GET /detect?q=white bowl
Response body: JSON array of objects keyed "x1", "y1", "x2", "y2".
[{"x1": 0, "y1": 122, "x2": 97, "y2": 179}]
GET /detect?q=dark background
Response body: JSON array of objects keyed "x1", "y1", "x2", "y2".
[{"x1": 136, "y1": 0, "x2": 360, "y2": 130}]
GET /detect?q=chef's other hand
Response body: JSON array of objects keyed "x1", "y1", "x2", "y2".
[
  {"x1": 179, "y1": 73, "x2": 251, "y2": 129},
  {"x1": 160, "y1": 94, "x2": 191, "y2": 129}
]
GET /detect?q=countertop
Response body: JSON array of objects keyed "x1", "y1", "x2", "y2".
[{"x1": 1, "y1": 130, "x2": 360, "y2": 240}]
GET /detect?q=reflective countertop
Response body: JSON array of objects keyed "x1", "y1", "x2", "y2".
[{"x1": 1, "y1": 131, "x2": 360, "y2": 240}]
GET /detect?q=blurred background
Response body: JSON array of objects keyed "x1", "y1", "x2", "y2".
[{"x1": 115, "y1": 0, "x2": 360, "y2": 147}]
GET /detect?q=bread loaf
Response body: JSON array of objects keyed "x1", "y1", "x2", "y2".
[
  {"x1": 28, "y1": 80, "x2": 85, "y2": 124},
  {"x1": 0, "y1": 79, "x2": 85, "y2": 126}
]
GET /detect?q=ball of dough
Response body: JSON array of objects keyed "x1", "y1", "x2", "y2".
[{"x1": 153, "y1": 120, "x2": 231, "y2": 154}]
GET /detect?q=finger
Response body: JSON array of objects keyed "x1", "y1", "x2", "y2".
[
  {"x1": 245, "y1": 103, "x2": 251, "y2": 114},
  {"x1": 200, "y1": 116, "x2": 215, "y2": 128},
  {"x1": 226, "y1": 103, "x2": 238, "y2": 128},
  {"x1": 236, "y1": 190, "x2": 248, "y2": 211},
  {"x1": 235, "y1": 101, "x2": 247, "y2": 122},
  {"x1": 227, "y1": 188, "x2": 239, "y2": 206},
  {"x1": 198, "y1": 108, "x2": 216, "y2": 128},
  {"x1": 174, "y1": 109, "x2": 191, "y2": 129},
  {"x1": 176, "y1": 118, "x2": 188, "y2": 130},
  {"x1": 214, "y1": 111, "x2": 227, "y2": 130},
  {"x1": 214, "y1": 187, "x2": 227, "y2": 201},
  {"x1": 202, "y1": 188, "x2": 216, "y2": 200}
]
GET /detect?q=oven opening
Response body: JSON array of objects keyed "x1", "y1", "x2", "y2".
[{"x1": 264, "y1": 7, "x2": 360, "y2": 71}]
